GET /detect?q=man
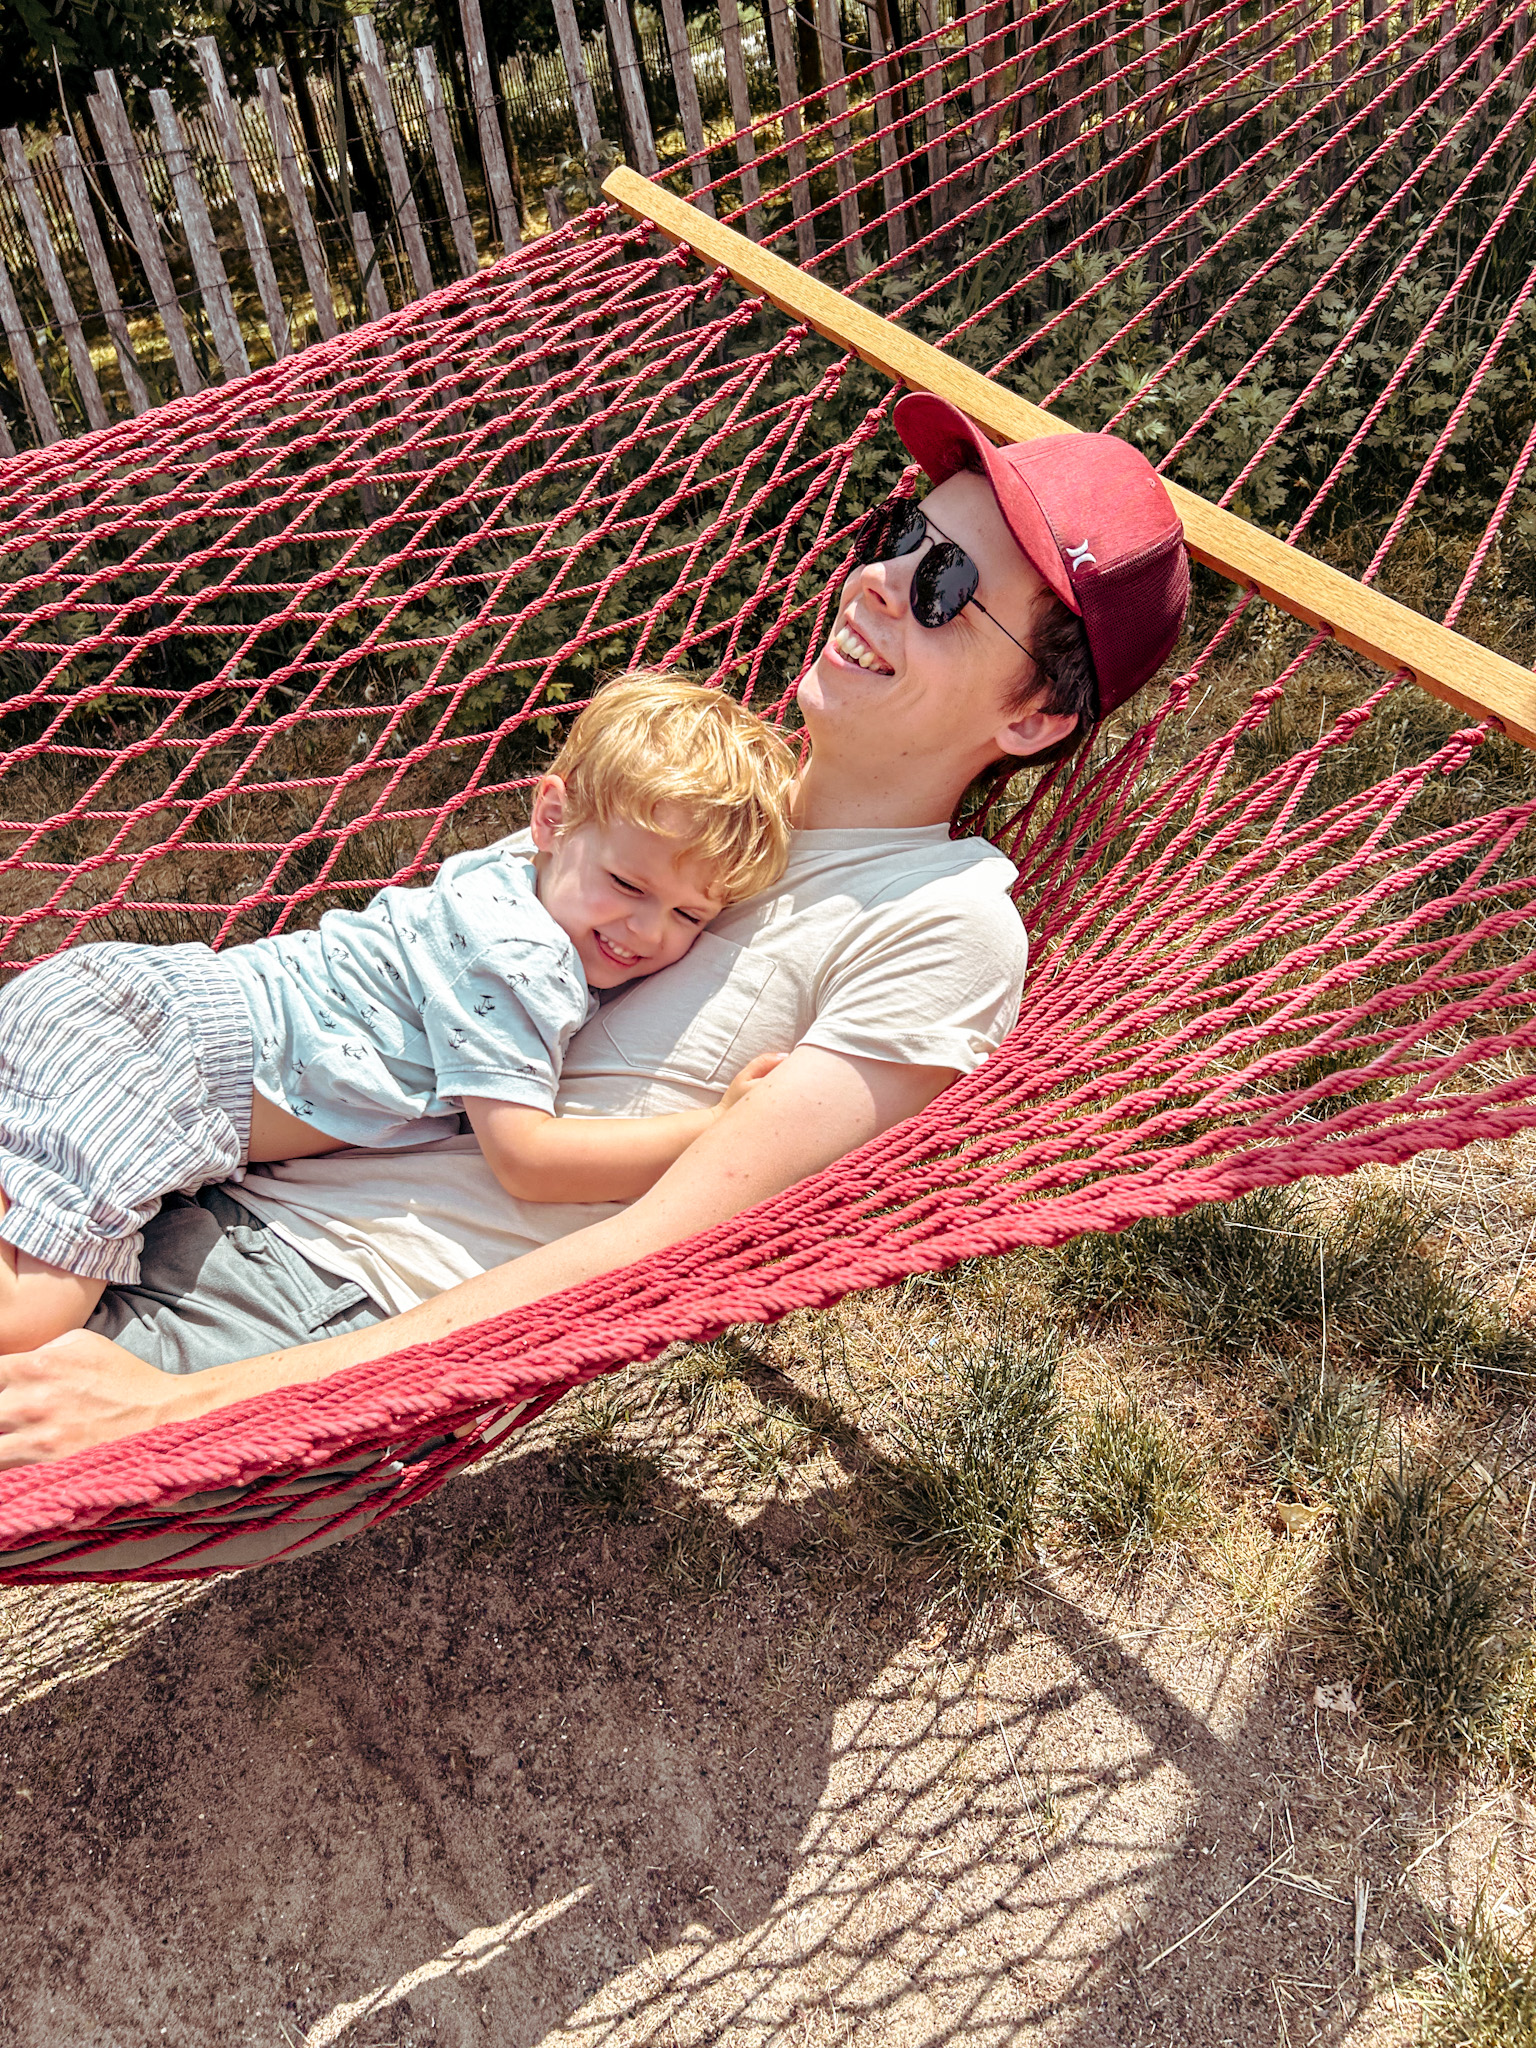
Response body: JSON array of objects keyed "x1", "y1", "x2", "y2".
[{"x1": 0, "y1": 398, "x2": 1187, "y2": 1464}]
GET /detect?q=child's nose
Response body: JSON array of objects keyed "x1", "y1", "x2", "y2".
[{"x1": 627, "y1": 900, "x2": 665, "y2": 946}]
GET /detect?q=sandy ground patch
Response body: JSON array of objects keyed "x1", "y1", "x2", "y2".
[{"x1": 0, "y1": 1388, "x2": 1527, "y2": 2047}]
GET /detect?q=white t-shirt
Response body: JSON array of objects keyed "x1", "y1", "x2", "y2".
[{"x1": 236, "y1": 825, "x2": 1027, "y2": 1314}]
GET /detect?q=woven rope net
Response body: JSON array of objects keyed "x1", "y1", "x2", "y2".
[{"x1": 0, "y1": 0, "x2": 1533, "y2": 1577}]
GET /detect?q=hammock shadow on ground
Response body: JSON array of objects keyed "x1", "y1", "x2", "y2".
[{"x1": 0, "y1": 1427, "x2": 1464, "y2": 2047}]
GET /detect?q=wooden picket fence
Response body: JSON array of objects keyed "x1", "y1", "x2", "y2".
[
  {"x1": 7, "y1": 0, "x2": 1505, "y2": 453},
  {"x1": 0, "y1": 0, "x2": 789, "y2": 451}
]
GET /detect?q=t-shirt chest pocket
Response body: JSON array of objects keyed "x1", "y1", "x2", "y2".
[{"x1": 593, "y1": 932, "x2": 780, "y2": 1085}]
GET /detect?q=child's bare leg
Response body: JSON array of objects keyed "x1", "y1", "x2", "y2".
[{"x1": 0, "y1": 1191, "x2": 107, "y2": 1352}]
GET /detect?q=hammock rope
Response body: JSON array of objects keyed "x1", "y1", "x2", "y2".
[{"x1": 0, "y1": 0, "x2": 1532, "y2": 1578}]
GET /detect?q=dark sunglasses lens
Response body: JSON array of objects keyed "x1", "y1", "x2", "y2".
[
  {"x1": 912, "y1": 541, "x2": 979, "y2": 627},
  {"x1": 854, "y1": 500, "x2": 927, "y2": 566}
]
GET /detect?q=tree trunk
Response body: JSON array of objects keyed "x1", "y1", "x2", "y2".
[
  {"x1": 331, "y1": 36, "x2": 390, "y2": 228},
  {"x1": 798, "y1": 0, "x2": 825, "y2": 112},
  {"x1": 279, "y1": 28, "x2": 340, "y2": 223}
]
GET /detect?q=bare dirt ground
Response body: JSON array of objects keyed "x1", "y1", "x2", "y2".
[{"x1": 2, "y1": 1144, "x2": 1533, "y2": 2047}]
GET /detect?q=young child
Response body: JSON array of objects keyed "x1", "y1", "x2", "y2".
[{"x1": 0, "y1": 673, "x2": 797, "y2": 1352}]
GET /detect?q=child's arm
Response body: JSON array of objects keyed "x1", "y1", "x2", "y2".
[{"x1": 462, "y1": 1053, "x2": 785, "y2": 1205}]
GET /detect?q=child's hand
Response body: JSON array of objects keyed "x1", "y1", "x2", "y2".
[{"x1": 714, "y1": 1051, "x2": 788, "y2": 1117}]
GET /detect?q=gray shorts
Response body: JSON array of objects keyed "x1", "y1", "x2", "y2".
[
  {"x1": 0, "y1": 942, "x2": 253, "y2": 1283},
  {"x1": 88, "y1": 1183, "x2": 389, "y2": 1374}
]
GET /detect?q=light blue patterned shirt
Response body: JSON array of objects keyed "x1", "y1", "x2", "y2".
[{"x1": 225, "y1": 842, "x2": 595, "y2": 1148}]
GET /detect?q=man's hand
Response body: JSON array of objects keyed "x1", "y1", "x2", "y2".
[{"x1": 0, "y1": 1329, "x2": 185, "y2": 1467}]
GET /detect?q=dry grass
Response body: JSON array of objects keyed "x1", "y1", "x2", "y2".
[{"x1": 1411, "y1": 1896, "x2": 1536, "y2": 2048}]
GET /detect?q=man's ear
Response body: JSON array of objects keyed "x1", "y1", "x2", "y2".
[
  {"x1": 529, "y1": 773, "x2": 567, "y2": 852},
  {"x1": 993, "y1": 707, "x2": 1079, "y2": 760}
]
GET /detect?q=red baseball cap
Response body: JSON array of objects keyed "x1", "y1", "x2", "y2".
[{"x1": 893, "y1": 394, "x2": 1189, "y2": 716}]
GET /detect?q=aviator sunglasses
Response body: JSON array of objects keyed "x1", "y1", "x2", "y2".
[{"x1": 851, "y1": 498, "x2": 1036, "y2": 659}]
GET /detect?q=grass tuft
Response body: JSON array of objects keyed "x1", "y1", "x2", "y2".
[
  {"x1": 653, "y1": 1330, "x2": 766, "y2": 1427},
  {"x1": 1332, "y1": 1456, "x2": 1528, "y2": 1759},
  {"x1": 875, "y1": 1311, "x2": 1061, "y2": 1592},
  {"x1": 1413, "y1": 1898, "x2": 1536, "y2": 2048},
  {"x1": 550, "y1": 1388, "x2": 659, "y2": 1524},
  {"x1": 1061, "y1": 1396, "x2": 1205, "y2": 1562},
  {"x1": 1052, "y1": 1187, "x2": 1328, "y2": 1354},
  {"x1": 245, "y1": 1634, "x2": 313, "y2": 1714},
  {"x1": 1052, "y1": 1184, "x2": 1534, "y2": 1386},
  {"x1": 1266, "y1": 1355, "x2": 1381, "y2": 1504},
  {"x1": 725, "y1": 1401, "x2": 819, "y2": 1489},
  {"x1": 653, "y1": 1507, "x2": 740, "y2": 1600}
]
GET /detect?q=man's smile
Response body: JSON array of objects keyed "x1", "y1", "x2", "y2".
[{"x1": 831, "y1": 618, "x2": 894, "y2": 675}]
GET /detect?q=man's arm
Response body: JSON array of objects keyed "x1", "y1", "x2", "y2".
[{"x1": 0, "y1": 1044, "x2": 954, "y2": 1465}]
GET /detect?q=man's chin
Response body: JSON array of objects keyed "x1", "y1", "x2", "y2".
[{"x1": 800, "y1": 652, "x2": 884, "y2": 719}]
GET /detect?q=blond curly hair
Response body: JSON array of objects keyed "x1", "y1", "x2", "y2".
[{"x1": 545, "y1": 670, "x2": 798, "y2": 903}]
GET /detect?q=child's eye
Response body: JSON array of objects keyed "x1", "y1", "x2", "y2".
[
  {"x1": 676, "y1": 909, "x2": 704, "y2": 927},
  {"x1": 608, "y1": 874, "x2": 642, "y2": 895}
]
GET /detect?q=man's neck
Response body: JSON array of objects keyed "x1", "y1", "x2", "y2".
[{"x1": 791, "y1": 757, "x2": 970, "y2": 832}]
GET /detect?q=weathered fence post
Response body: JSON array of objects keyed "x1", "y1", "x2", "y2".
[
  {"x1": 351, "y1": 207, "x2": 423, "y2": 477},
  {"x1": 458, "y1": 0, "x2": 522, "y2": 253},
  {"x1": 914, "y1": 0, "x2": 950, "y2": 228},
  {"x1": 816, "y1": 0, "x2": 865, "y2": 275},
  {"x1": 354, "y1": 15, "x2": 435, "y2": 298},
  {"x1": 150, "y1": 89, "x2": 251, "y2": 379},
  {"x1": 195, "y1": 39, "x2": 290, "y2": 359},
  {"x1": 257, "y1": 69, "x2": 339, "y2": 342},
  {"x1": 52, "y1": 133, "x2": 152, "y2": 413},
  {"x1": 715, "y1": 0, "x2": 762, "y2": 236},
  {"x1": 865, "y1": 1, "x2": 910, "y2": 259},
  {"x1": 90, "y1": 72, "x2": 204, "y2": 396},
  {"x1": 0, "y1": 247, "x2": 60, "y2": 444},
  {"x1": 552, "y1": 0, "x2": 605, "y2": 152},
  {"x1": 352, "y1": 211, "x2": 393, "y2": 326},
  {"x1": 0, "y1": 130, "x2": 110, "y2": 430},
  {"x1": 659, "y1": 0, "x2": 717, "y2": 214},
  {"x1": 604, "y1": 0, "x2": 660, "y2": 176},
  {"x1": 1141, "y1": 0, "x2": 1163, "y2": 288},
  {"x1": 766, "y1": 0, "x2": 815, "y2": 260},
  {"x1": 974, "y1": 0, "x2": 1012, "y2": 156},
  {"x1": 1102, "y1": 7, "x2": 1121, "y2": 161},
  {"x1": 416, "y1": 47, "x2": 480, "y2": 277},
  {"x1": 1017, "y1": 3, "x2": 1043, "y2": 249}
]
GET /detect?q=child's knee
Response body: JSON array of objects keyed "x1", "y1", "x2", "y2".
[{"x1": 0, "y1": 1250, "x2": 107, "y2": 1354}]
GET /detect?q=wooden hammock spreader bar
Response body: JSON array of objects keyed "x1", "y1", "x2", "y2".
[{"x1": 605, "y1": 168, "x2": 1536, "y2": 749}]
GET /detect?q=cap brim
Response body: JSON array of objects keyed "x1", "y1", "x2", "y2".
[{"x1": 893, "y1": 393, "x2": 1080, "y2": 616}]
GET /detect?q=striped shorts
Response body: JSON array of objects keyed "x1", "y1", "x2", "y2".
[{"x1": 0, "y1": 942, "x2": 253, "y2": 1284}]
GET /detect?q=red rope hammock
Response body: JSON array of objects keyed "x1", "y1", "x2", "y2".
[{"x1": 0, "y1": 0, "x2": 1531, "y2": 1578}]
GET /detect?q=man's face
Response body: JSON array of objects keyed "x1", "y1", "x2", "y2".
[{"x1": 800, "y1": 471, "x2": 1052, "y2": 771}]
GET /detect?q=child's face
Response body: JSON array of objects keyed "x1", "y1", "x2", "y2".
[{"x1": 531, "y1": 777, "x2": 728, "y2": 990}]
